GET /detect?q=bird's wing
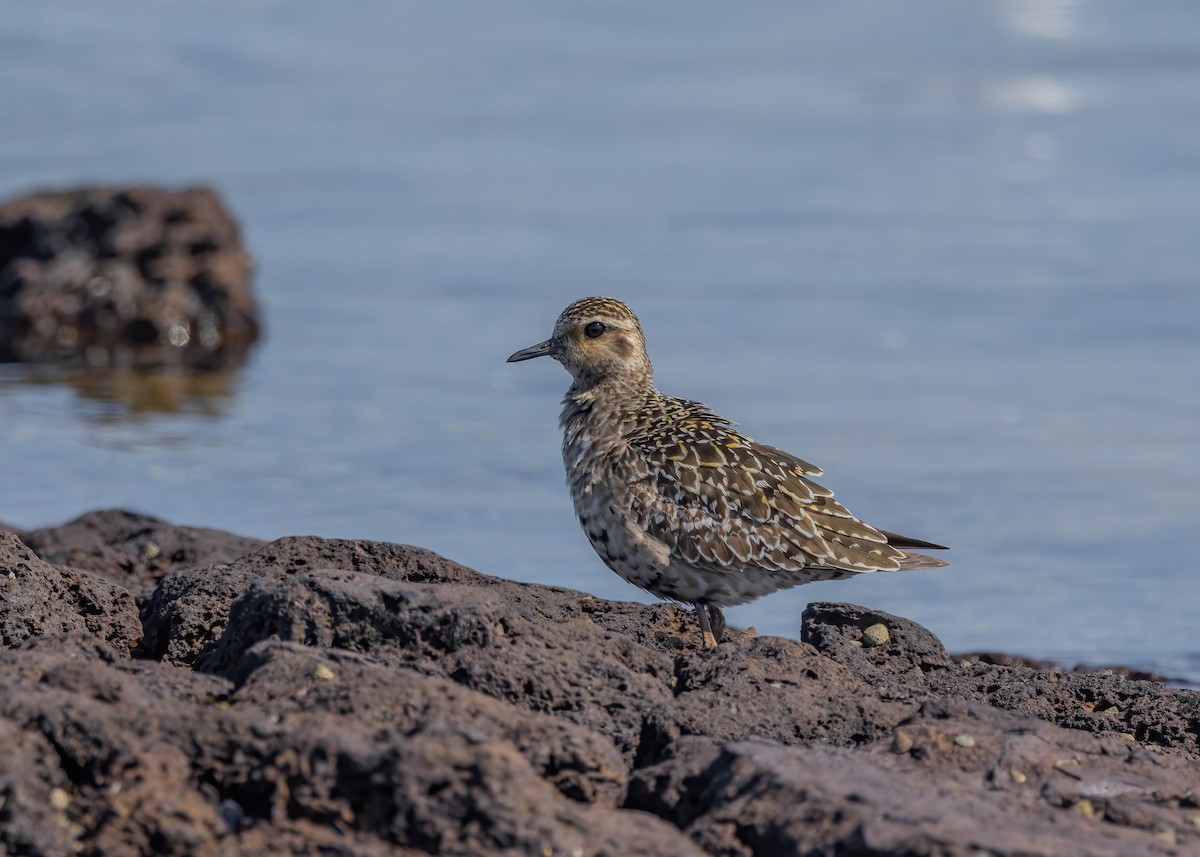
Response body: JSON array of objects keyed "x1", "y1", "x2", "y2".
[{"x1": 624, "y1": 408, "x2": 911, "y2": 575}]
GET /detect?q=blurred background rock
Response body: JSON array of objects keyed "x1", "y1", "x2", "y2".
[{"x1": 0, "y1": 185, "x2": 258, "y2": 371}]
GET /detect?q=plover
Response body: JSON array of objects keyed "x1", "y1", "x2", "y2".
[{"x1": 508, "y1": 297, "x2": 948, "y2": 649}]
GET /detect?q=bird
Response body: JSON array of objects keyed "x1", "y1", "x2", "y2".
[{"x1": 507, "y1": 297, "x2": 948, "y2": 649}]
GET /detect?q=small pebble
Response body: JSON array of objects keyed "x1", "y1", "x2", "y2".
[
  {"x1": 218, "y1": 798, "x2": 245, "y2": 834},
  {"x1": 1189, "y1": 814, "x2": 1200, "y2": 829},
  {"x1": 1010, "y1": 768, "x2": 1026, "y2": 784},
  {"x1": 1154, "y1": 829, "x2": 1177, "y2": 846},
  {"x1": 1119, "y1": 732, "x2": 1135, "y2": 741},
  {"x1": 142, "y1": 541, "x2": 161, "y2": 560},
  {"x1": 49, "y1": 788, "x2": 70, "y2": 811},
  {"x1": 861, "y1": 624, "x2": 889, "y2": 647},
  {"x1": 1074, "y1": 799, "x2": 1094, "y2": 818},
  {"x1": 954, "y1": 734, "x2": 976, "y2": 748},
  {"x1": 892, "y1": 731, "x2": 913, "y2": 754},
  {"x1": 312, "y1": 664, "x2": 335, "y2": 681}
]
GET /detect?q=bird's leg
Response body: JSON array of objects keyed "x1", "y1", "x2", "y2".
[
  {"x1": 694, "y1": 602, "x2": 719, "y2": 649},
  {"x1": 706, "y1": 604, "x2": 726, "y2": 643}
]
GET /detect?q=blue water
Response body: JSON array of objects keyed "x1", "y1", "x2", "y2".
[{"x1": 2, "y1": 1, "x2": 1198, "y2": 681}]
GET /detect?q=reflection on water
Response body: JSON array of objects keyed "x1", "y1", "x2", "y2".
[
  {"x1": 0, "y1": 365, "x2": 239, "y2": 422},
  {"x1": 984, "y1": 76, "x2": 1082, "y2": 114},
  {"x1": 998, "y1": 0, "x2": 1082, "y2": 42}
]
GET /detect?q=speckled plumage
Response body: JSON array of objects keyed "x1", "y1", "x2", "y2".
[{"x1": 508, "y1": 297, "x2": 948, "y2": 648}]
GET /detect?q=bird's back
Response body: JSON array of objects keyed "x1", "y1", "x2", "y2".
[{"x1": 612, "y1": 391, "x2": 946, "y2": 583}]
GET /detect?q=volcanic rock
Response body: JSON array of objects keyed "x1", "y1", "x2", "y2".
[
  {"x1": 0, "y1": 532, "x2": 141, "y2": 653},
  {"x1": 0, "y1": 510, "x2": 1197, "y2": 856},
  {"x1": 0, "y1": 185, "x2": 258, "y2": 369}
]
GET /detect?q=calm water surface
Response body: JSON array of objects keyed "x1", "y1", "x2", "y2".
[{"x1": 2, "y1": 1, "x2": 1198, "y2": 680}]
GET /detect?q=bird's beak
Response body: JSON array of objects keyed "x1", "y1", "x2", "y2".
[{"x1": 507, "y1": 339, "x2": 555, "y2": 362}]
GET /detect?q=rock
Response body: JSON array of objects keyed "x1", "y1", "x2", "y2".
[
  {"x1": 3, "y1": 510, "x2": 1200, "y2": 856},
  {"x1": 0, "y1": 634, "x2": 696, "y2": 857},
  {"x1": 227, "y1": 641, "x2": 629, "y2": 805},
  {"x1": 0, "y1": 716, "x2": 79, "y2": 856},
  {"x1": 664, "y1": 635, "x2": 916, "y2": 752},
  {"x1": 802, "y1": 601, "x2": 1200, "y2": 758},
  {"x1": 0, "y1": 532, "x2": 141, "y2": 653},
  {"x1": 139, "y1": 536, "x2": 491, "y2": 666},
  {"x1": 184, "y1": 567, "x2": 679, "y2": 762},
  {"x1": 19, "y1": 508, "x2": 264, "y2": 601},
  {"x1": 627, "y1": 701, "x2": 1200, "y2": 856},
  {"x1": 0, "y1": 185, "x2": 258, "y2": 370},
  {"x1": 959, "y1": 651, "x2": 1184, "y2": 684},
  {"x1": 802, "y1": 601, "x2": 955, "y2": 680},
  {"x1": 927, "y1": 656, "x2": 1200, "y2": 758}
]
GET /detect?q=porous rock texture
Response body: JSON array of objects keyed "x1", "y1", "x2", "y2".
[
  {"x1": 1, "y1": 510, "x2": 1197, "y2": 856},
  {"x1": 0, "y1": 185, "x2": 258, "y2": 369}
]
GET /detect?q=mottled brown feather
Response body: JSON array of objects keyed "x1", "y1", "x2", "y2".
[
  {"x1": 623, "y1": 395, "x2": 915, "y2": 575},
  {"x1": 510, "y1": 296, "x2": 948, "y2": 622}
]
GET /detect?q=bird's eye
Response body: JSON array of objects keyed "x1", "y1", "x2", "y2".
[{"x1": 584, "y1": 321, "x2": 607, "y2": 339}]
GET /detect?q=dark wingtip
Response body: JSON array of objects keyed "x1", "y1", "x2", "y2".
[{"x1": 879, "y1": 530, "x2": 949, "y2": 551}]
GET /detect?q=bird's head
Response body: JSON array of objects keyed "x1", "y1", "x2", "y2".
[{"x1": 507, "y1": 296, "x2": 652, "y2": 389}]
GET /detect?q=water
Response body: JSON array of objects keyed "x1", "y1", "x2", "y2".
[{"x1": 2, "y1": 1, "x2": 1198, "y2": 682}]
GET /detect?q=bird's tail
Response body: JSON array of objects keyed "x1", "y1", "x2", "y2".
[
  {"x1": 879, "y1": 529, "x2": 950, "y2": 570},
  {"x1": 896, "y1": 551, "x2": 950, "y2": 570}
]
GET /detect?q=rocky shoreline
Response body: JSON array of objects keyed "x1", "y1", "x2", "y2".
[{"x1": 1, "y1": 509, "x2": 1197, "y2": 856}]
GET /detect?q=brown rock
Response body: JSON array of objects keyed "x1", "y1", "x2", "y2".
[
  {"x1": 0, "y1": 185, "x2": 258, "y2": 370},
  {"x1": 228, "y1": 641, "x2": 628, "y2": 805},
  {"x1": 959, "y1": 650, "x2": 1184, "y2": 684},
  {"x1": 139, "y1": 536, "x2": 489, "y2": 666},
  {"x1": 0, "y1": 532, "x2": 141, "y2": 653},
  {"x1": 3, "y1": 511, "x2": 1199, "y2": 856},
  {"x1": 665, "y1": 635, "x2": 916, "y2": 750},
  {"x1": 802, "y1": 601, "x2": 956, "y2": 681},
  {"x1": 628, "y1": 703, "x2": 1200, "y2": 856},
  {"x1": 929, "y1": 658, "x2": 1200, "y2": 758},
  {"x1": 19, "y1": 508, "x2": 264, "y2": 600},
  {"x1": 186, "y1": 567, "x2": 679, "y2": 761},
  {"x1": 0, "y1": 636, "x2": 697, "y2": 857},
  {"x1": 804, "y1": 601, "x2": 1200, "y2": 759}
]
